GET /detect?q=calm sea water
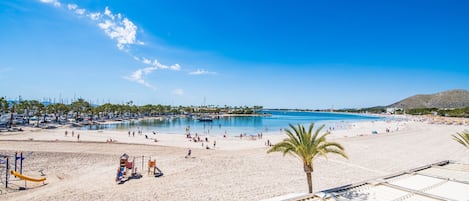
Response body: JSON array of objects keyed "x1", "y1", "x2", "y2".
[{"x1": 83, "y1": 110, "x2": 382, "y2": 136}]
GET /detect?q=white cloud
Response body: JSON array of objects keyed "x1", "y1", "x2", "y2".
[
  {"x1": 172, "y1": 89, "x2": 184, "y2": 96},
  {"x1": 151, "y1": 59, "x2": 181, "y2": 71},
  {"x1": 65, "y1": 4, "x2": 143, "y2": 50},
  {"x1": 75, "y1": 8, "x2": 85, "y2": 15},
  {"x1": 171, "y1": 64, "x2": 181, "y2": 71},
  {"x1": 67, "y1": 4, "x2": 77, "y2": 10},
  {"x1": 88, "y1": 12, "x2": 101, "y2": 21},
  {"x1": 46, "y1": 2, "x2": 184, "y2": 92},
  {"x1": 39, "y1": 0, "x2": 61, "y2": 7},
  {"x1": 124, "y1": 57, "x2": 181, "y2": 89},
  {"x1": 104, "y1": 7, "x2": 114, "y2": 20},
  {"x1": 97, "y1": 11, "x2": 142, "y2": 50},
  {"x1": 189, "y1": 69, "x2": 216, "y2": 75},
  {"x1": 142, "y1": 58, "x2": 151, "y2": 65},
  {"x1": 124, "y1": 69, "x2": 156, "y2": 90}
]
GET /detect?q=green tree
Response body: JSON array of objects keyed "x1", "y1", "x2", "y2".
[
  {"x1": 47, "y1": 103, "x2": 69, "y2": 122},
  {"x1": 267, "y1": 123, "x2": 348, "y2": 193},
  {"x1": 452, "y1": 130, "x2": 469, "y2": 148},
  {"x1": 0, "y1": 97, "x2": 9, "y2": 113},
  {"x1": 71, "y1": 98, "x2": 91, "y2": 120}
]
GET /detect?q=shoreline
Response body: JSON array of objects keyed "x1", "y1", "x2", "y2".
[
  {"x1": 0, "y1": 118, "x2": 468, "y2": 201},
  {"x1": 0, "y1": 115, "x2": 467, "y2": 151}
]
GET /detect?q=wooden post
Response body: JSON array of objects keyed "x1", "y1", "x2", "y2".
[
  {"x1": 5, "y1": 157, "x2": 8, "y2": 188},
  {"x1": 14, "y1": 152, "x2": 17, "y2": 177},
  {"x1": 20, "y1": 152, "x2": 23, "y2": 175}
]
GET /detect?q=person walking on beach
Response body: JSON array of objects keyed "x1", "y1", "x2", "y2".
[
  {"x1": 213, "y1": 140, "x2": 216, "y2": 148},
  {"x1": 65, "y1": 130, "x2": 68, "y2": 137},
  {"x1": 72, "y1": 131, "x2": 74, "y2": 137},
  {"x1": 186, "y1": 148, "x2": 192, "y2": 158},
  {"x1": 77, "y1": 133, "x2": 80, "y2": 141}
]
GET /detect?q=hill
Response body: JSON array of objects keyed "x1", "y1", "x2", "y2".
[{"x1": 388, "y1": 89, "x2": 469, "y2": 109}]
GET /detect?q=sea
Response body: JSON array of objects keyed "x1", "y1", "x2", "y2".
[{"x1": 82, "y1": 110, "x2": 383, "y2": 136}]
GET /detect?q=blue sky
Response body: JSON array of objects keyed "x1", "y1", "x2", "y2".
[{"x1": 0, "y1": 0, "x2": 468, "y2": 109}]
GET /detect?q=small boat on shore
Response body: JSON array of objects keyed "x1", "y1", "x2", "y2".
[{"x1": 198, "y1": 116, "x2": 213, "y2": 122}]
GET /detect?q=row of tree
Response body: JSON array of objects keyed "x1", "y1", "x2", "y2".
[
  {"x1": 0, "y1": 97, "x2": 264, "y2": 123},
  {"x1": 405, "y1": 107, "x2": 469, "y2": 117},
  {"x1": 334, "y1": 106, "x2": 469, "y2": 118}
]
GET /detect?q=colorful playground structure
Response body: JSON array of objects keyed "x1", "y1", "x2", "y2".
[
  {"x1": 0, "y1": 152, "x2": 46, "y2": 190},
  {"x1": 148, "y1": 157, "x2": 163, "y2": 177},
  {"x1": 115, "y1": 153, "x2": 163, "y2": 184}
]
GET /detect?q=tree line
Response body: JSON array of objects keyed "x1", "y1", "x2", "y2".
[
  {"x1": 0, "y1": 97, "x2": 263, "y2": 123},
  {"x1": 335, "y1": 106, "x2": 469, "y2": 118}
]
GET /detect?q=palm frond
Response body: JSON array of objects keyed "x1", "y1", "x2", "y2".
[
  {"x1": 452, "y1": 130, "x2": 469, "y2": 148},
  {"x1": 267, "y1": 123, "x2": 348, "y2": 163}
]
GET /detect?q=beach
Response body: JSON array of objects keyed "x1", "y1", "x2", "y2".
[{"x1": 0, "y1": 117, "x2": 468, "y2": 201}]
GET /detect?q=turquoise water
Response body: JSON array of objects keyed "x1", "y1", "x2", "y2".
[{"x1": 84, "y1": 110, "x2": 382, "y2": 135}]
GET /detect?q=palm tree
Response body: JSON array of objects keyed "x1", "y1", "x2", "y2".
[
  {"x1": 267, "y1": 123, "x2": 348, "y2": 194},
  {"x1": 452, "y1": 130, "x2": 469, "y2": 148},
  {"x1": 0, "y1": 97, "x2": 9, "y2": 113}
]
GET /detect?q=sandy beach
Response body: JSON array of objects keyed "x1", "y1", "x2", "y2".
[{"x1": 0, "y1": 117, "x2": 468, "y2": 201}]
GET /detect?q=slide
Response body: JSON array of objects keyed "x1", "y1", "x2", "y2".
[
  {"x1": 10, "y1": 170, "x2": 46, "y2": 182},
  {"x1": 116, "y1": 167, "x2": 125, "y2": 182}
]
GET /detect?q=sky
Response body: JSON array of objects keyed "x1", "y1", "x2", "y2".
[{"x1": 0, "y1": 0, "x2": 468, "y2": 109}]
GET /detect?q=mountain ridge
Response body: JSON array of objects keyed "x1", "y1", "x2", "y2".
[{"x1": 388, "y1": 89, "x2": 469, "y2": 109}]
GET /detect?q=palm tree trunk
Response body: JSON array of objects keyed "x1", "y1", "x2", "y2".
[
  {"x1": 306, "y1": 172, "x2": 313, "y2": 193},
  {"x1": 304, "y1": 163, "x2": 314, "y2": 193}
]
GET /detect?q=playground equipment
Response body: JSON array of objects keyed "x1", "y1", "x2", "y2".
[
  {"x1": 115, "y1": 154, "x2": 163, "y2": 184},
  {"x1": 0, "y1": 152, "x2": 47, "y2": 190},
  {"x1": 14, "y1": 152, "x2": 24, "y2": 177},
  {"x1": 116, "y1": 153, "x2": 142, "y2": 184},
  {"x1": 0, "y1": 155, "x2": 9, "y2": 188},
  {"x1": 147, "y1": 157, "x2": 163, "y2": 177},
  {"x1": 10, "y1": 170, "x2": 46, "y2": 183}
]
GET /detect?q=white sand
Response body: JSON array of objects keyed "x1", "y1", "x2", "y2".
[{"x1": 0, "y1": 117, "x2": 468, "y2": 201}]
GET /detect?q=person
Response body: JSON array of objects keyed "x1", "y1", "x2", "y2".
[
  {"x1": 65, "y1": 130, "x2": 68, "y2": 136},
  {"x1": 77, "y1": 133, "x2": 80, "y2": 141},
  {"x1": 187, "y1": 148, "x2": 191, "y2": 157},
  {"x1": 72, "y1": 131, "x2": 74, "y2": 137},
  {"x1": 213, "y1": 140, "x2": 216, "y2": 148}
]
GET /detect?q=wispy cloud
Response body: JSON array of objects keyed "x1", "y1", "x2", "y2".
[
  {"x1": 123, "y1": 68, "x2": 157, "y2": 90},
  {"x1": 40, "y1": 0, "x2": 184, "y2": 91},
  {"x1": 97, "y1": 7, "x2": 143, "y2": 50},
  {"x1": 64, "y1": 3, "x2": 143, "y2": 50},
  {"x1": 189, "y1": 69, "x2": 217, "y2": 75},
  {"x1": 40, "y1": 0, "x2": 61, "y2": 7},
  {"x1": 125, "y1": 57, "x2": 181, "y2": 89},
  {"x1": 172, "y1": 89, "x2": 184, "y2": 96}
]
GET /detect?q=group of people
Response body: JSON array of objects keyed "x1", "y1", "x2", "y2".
[
  {"x1": 128, "y1": 129, "x2": 158, "y2": 142},
  {"x1": 64, "y1": 130, "x2": 80, "y2": 141},
  {"x1": 186, "y1": 132, "x2": 217, "y2": 149}
]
